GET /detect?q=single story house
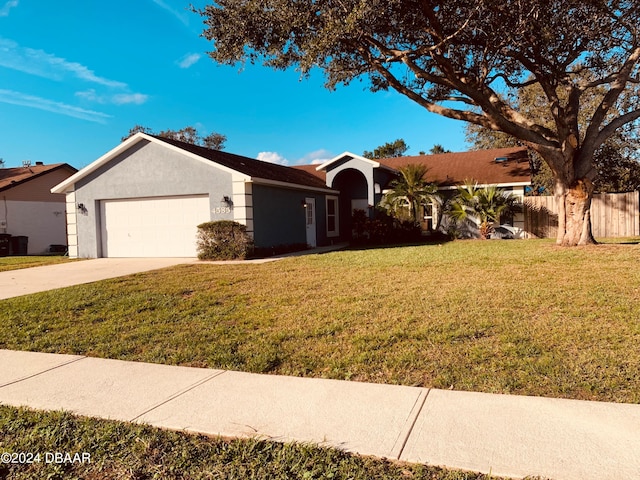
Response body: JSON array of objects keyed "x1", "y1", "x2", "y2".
[
  {"x1": 51, "y1": 133, "x2": 339, "y2": 258},
  {"x1": 1, "y1": 162, "x2": 77, "y2": 255},
  {"x1": 52, "y1": 133, "x2": 531, "y2": 258},
  {"x1": 301, "y1": 147, "x2": 531, "y2": 237}
]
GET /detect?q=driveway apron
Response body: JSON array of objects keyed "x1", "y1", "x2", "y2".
[{"x1": 0, "y1": 258, "x2": 197, "y2": 300}]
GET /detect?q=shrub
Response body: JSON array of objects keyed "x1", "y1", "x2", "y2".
[
  {"x1": 196, "y1": 221, "x2": 253, "y2": 260},
  {"x1": 351, "y1": 209, "x2": 422, "y2": 245}
]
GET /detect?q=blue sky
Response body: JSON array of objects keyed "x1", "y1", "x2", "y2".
[{"x1": 0, "y1": 0, "x2": 468, "y2": 169}]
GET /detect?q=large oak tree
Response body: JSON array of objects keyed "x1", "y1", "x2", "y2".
[
  {"x1": 466, "y1": 78, "x2": 640, "y2": 195},
  {"x1": 197, "y1": 0, "x2": 640, "y2": 245}
]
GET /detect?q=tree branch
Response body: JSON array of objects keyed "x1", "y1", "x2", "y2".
[
  {"x1": 591, "y1": 109, "x2": 640, "y2": 153},
  {"x1": 583, "y1": 46, "x2": 640, "y2": 155}
]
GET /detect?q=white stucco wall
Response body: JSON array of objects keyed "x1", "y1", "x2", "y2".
[{"x1": 0, "y1": 200, "x2": 67, "y2": 254}]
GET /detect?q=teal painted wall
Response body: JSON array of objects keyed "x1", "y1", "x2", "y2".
[{"x1": 251, "y1": 184, "x2": 329, "y2": 248}]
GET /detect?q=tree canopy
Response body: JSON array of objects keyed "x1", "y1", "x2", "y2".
[
  {"x1": 122, "y1": 125, "x2": 227, "y2": 150},
  {"x1": 466, "y1": 77, "x2": 640, "y2": 194},
  {"x1": 198, "y1": 1, "x2": 640, "y2": 245},
  {"x1": 429, "y1": 144, "x2": 451, "y2": 154},
  {"x1": 363, "y1": 138, "x2": 409, "y2": 159}
]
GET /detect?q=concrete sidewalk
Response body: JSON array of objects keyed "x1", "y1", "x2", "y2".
[{"x1": 1, "y1": 350, "x2": 638, "y2": 479}]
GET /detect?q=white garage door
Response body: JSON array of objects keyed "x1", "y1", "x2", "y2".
[{"x1": 100, "y1": 195, "x2": 210, "y2": 257}]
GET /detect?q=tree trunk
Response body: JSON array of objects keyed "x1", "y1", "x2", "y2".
[{"x1": 555, "y1": 179, "x2": 597, "y2": 246}]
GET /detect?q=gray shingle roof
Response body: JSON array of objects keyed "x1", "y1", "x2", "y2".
[{"x1": 153, "y1": 136, "x2": 330, "y2": 190}]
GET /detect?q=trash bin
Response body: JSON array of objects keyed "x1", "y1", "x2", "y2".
[
  {"x1": 0, "y1": 234, "x2": 10, "y2": 257},
  {"x1": 10, "y1": 235, "x2": 28, "y2": 255}
]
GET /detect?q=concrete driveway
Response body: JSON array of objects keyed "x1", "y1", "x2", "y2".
[{"x1": 0, "y1": 258, "x2": 198, "y2": 300}]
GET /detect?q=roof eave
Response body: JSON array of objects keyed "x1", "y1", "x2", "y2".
[
  {"x1": 51, "y1": 133, "x2": 151, "y2": 194},
  {"x1": 251, "y1": 176, "x2": 339, "y2": 194},
  {"x1": 51, "y1": 133, "x2": 251, "y2": 194},
  {"x1": 437, "y1": 181, "x2": 532, "y2": 190},
  {"x1": 1, "y1": 163, "x2": 77, "y2": 194},
  {"x1": 316, "y1": 151, "x2": 380, "y2": 171}
]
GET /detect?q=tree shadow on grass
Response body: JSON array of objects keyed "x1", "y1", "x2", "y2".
[{"x1": 346, "y1": 233, "x2": 455, "y2": 252}]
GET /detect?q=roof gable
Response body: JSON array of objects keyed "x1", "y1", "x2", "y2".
[
  {"x1": 52, "y1": 133, "x2": 331, "y2": 194},
  {"x1": 315, "y1": 151, "x2": 380, "y2": 171},
  {"x1": 0, "y1": 163, "x2": 77, "y2": 193},
  {"x1": 153, "y1": 136, "x2": 329, "y2": 190}
]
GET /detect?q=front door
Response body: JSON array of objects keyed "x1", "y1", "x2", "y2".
[{"x1": 305, "y1": 197, "x2": 316, "y2": 247}]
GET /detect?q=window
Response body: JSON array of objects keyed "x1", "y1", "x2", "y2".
[
  {"x1": 422, "y1": 202, "x2": 438, "y2": 230},
  {"x1": 306, "y1": 200, "x2": 314, "y2": 225},
  {"x1": 326, "y1": 196, "x2": 339, "y2": 237}
]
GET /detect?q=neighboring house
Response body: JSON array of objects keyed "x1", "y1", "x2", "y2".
[
  {"x1": 51, "y1": 133, "x2": 338, "y2": 258},
  {"x1": 51, "y1": 134, "x2": 531, "y2": 258},
  {"x1": 0, "y1": 162, "x2": 77, "y2": 255},
  {"x1": 308, "y1": 147, "x2": 532, "y2": 237}
]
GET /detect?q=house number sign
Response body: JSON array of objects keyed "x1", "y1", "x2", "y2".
[{"x1": 212, "y1": 207, "x2": 232, "y2": 214}]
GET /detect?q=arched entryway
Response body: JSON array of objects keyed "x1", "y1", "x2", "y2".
[{"x1": 331, "y1": 168, "x2": 370, "y2": 240}]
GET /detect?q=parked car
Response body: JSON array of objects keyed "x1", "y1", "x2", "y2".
[{"x1": 491, "y1": 224, "x2": 518, "y2": 239}]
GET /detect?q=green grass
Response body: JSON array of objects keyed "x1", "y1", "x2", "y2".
[
  {"x1": 0, "y1": 405, "x2": 513, "y2": 480},
  {"x1": 0, "y1": 256, "x2": 77, "y2": 272},
  {"x1": 2, "y1": 239, "x2": 640, "y2": 403}
]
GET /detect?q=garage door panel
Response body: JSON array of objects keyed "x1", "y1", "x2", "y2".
[{"x1": 100, "y1": 195, "x2": 210, "y2": 257}]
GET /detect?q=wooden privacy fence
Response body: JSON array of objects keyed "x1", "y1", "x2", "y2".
[{"x1": 524, "y1": 191, "x2": 640, "y2": 239}]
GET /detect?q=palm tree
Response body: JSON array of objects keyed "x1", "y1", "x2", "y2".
[
  {"x1": 381, "y1": 164, "x2": 439, "y2": 224},
  {"x1": 447, "y1": 182, "x2": 521, "y2": 239}
]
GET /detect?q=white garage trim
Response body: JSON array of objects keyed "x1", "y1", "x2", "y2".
[
  {"x1": 99, "y1": 195, "x2": 210, "y2": 258},
  {"x1": 51, "y1": 133, "x2": 250, "y2": 195},
  {"x1": 232, "y1": 181, "x2": 254, "y2": 238},
  {"x1": 66, "y1": 191, "x2": 78, "y2": 258}
]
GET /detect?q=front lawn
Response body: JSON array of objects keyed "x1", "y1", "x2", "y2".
[
  {"x1": 2, "y1": 239, "x2": 639, "y2": 403},
  {"x1": 0, "y1": 256, "x2": 76, "y2": 272}
]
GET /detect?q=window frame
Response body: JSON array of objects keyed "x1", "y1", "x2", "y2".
[{"x1": 326, "y1": 195, "x2": 339, "y2": 237}]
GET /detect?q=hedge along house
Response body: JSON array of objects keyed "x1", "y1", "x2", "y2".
[
  {"x1": 305, "y1": 147, "x2": 532, "y2": 237},
  {"x1": 51, "y1": 133, "x2": 338, "y2": 258}
]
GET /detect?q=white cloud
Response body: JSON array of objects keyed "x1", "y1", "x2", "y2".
[
  {"x1": 0, "y1": 89, "x2": 111, "y2": 123},
  {"x1": 0, "y1": 38, "x2": 148, "y2": 112},
  {"x1": 297, "y1": 149, "x2": 333, "y2": 165},
  {"x1": 152, "y1": 0, "x2": 190, "y2": 26},
  {"x1": 257, "y1": 149, "x2": 335, "y2": 166},
  {"x1": 0, "y1": 37, "x2": 127, "y2": 88},
  {"x1": 76, "y1": 90, "x2": 149, "y2": 105},
  {"x1": 0, "y1": 0, "x2": 18, "y2": 17},
  {"x1": 75, "y1": 89, "x2": 102, "y2": 103},
  {"x1": 177, "y1": 53, "x2": 201, "y2": 69},
  {"x1": 112, "y1": 93, "x2": 149, "y2": 105},
  {"x1": 257, "y1": 151, "x2": 289, "y2": 165}
]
